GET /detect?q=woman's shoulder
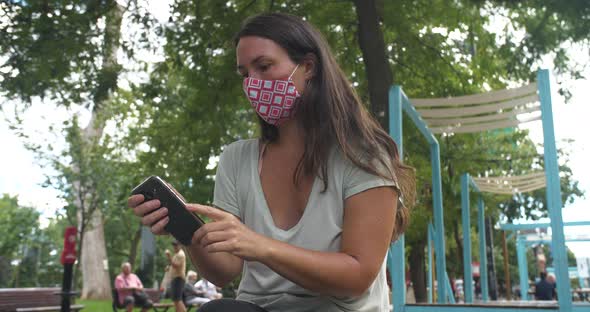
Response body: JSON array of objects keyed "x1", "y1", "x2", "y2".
[{"x1": 221, "y1": 138, "x2": 259, "y2": 157}]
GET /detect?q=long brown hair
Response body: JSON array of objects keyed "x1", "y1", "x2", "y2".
[{"x1": 235, "y1": 13, "x2": 415, "y2": 241}]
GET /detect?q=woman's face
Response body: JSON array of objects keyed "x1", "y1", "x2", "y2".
[{"x1": 236, "y1": 36, "x2": 307, "y2": 94}]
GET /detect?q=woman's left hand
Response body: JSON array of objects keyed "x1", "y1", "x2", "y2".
[{"x1": 187, "y1": 204, "x2": 270, "y2": 261}]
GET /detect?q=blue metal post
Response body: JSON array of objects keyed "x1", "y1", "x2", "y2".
[
  {"x1": 431, "y1": 143, "x2": 447, "y2": 302},
  {"x1": 477, "y1": 196, "x2": 488, "y2": 302},
  {"x1": 445, "y1": 271, "x2": 456, "y2": 303},
  {"x1": 389, "y1": 85, "x2": 405, "y2": 311},
  {"x1": 517, "y1": 236, "x2": 529, "y2": 301},
  {"x1": 461, "y1": 173, "x2": 474, "y2": 303},
  {"x1": 499, "y1": 221, "x2": 590, "y2": 231},
  {"x1": 538, "y1": 69, "x2": 572, "y2": 312},
  {"x1": 398, "y1": 87, "x2": 448, "y2": 305},
  {"x1": 427, "y1": 224, "x2": 433, "y2": 303}
]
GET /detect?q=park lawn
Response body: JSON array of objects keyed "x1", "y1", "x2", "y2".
[
  {"x1": 78, "y1": 298, "x2": 174, "y2": 311},
  {"x1": 77, "y1": 299, "x2": 112, "y2": 311}
]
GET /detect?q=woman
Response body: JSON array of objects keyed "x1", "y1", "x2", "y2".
[{"x1": 128, "y1": 12, "x2": 414, "y2": 312}]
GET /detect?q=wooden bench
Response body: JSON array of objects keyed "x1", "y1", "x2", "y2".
[{"x1": 0, "y1": 287, "x2": 84, "y2": 312}]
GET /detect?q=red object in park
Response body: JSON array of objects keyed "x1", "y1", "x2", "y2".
[{"x1": 60, "y1": 226, "x2": 77, "y2": 265}]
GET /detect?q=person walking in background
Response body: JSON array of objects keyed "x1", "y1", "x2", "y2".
[
  {"x1": 167, "y1": 240, "x2": 187, "y2": 312},
  {"x1": 114, "y1": 262, "x2": 153, "y2": 312}
]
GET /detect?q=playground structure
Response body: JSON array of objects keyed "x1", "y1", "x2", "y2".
[
  {"x1": 461, "y1": 174, "x2": 590, "y2": 303},
  {"x1": 385, "y1": 69, "x2": 590, "y2": 311},
  {"x1": 500, "y1": 222, "x2": 590, "y2": 300}
]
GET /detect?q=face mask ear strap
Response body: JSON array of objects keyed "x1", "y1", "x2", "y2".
[{"x1": 288, "y1": 64, "x2": 300, "y2": 81}]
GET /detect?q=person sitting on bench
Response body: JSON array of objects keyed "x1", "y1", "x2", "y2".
[
  {"x1": 114, "y1": 262, "x2": 153, "y2": 312},
  {"x1": 183, "y1": 270, "x2": 209, "y2": 306}
]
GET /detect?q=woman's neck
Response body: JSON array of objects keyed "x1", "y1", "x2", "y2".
[{"x1": 274, "y1": 119, "x2": 304, "y2": 152}]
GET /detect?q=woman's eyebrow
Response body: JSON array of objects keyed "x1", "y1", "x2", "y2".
[{"x1": 237, "y1": 55, "x2": 267, "y2": 71}]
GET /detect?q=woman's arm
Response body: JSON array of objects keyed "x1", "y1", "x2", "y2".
[
  {"x1": 184, "y1": 240, "x2": 244, "y2": 287},
  {"x1": 192, "y1": 186, "x2": 397, "y2": 297}
]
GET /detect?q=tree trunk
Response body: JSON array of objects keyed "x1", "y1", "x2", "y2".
[
  {"x1": 352, "y1": 0, "x2": 393, "y2": 131},
  {"x1": 128, "y1": 225, "x2": 143, "y2": 266},
  {"x1": 80, "y1": 209, "x2": 110, "y2": 299},
  {"x1": 76, "y1": 1, "x2": 124, "y2": 300},
  {"x1": 409, "y1": 241, "x2": 427, "y2": 302}
]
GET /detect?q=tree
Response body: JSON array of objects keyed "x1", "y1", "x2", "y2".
[
  {"x1": 0, "y1": 0, "x2": 157, "y2": 299},
  {"x1": 0, "y1": 194, "x2": 40, "y2": 287}
]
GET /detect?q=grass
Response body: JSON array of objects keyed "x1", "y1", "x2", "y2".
[
  {"x1": 78, "y1": 299, "x2": 175, "y2": 311},
  {"x1": 77, "y1": 299, "x2": 113, "y2": 311}
]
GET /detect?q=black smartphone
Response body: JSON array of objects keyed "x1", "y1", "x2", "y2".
[{"x1": 131, "y1": 176, "x2": 205, "y2": 246}]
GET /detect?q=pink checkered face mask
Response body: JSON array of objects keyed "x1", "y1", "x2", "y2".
[{"x1": 242, "y1": 65, "x2": 301, "y2": 126}]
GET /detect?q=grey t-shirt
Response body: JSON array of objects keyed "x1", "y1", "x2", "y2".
[{"x1": 213, "y1": 139, "x2": 398, "y2": 312}]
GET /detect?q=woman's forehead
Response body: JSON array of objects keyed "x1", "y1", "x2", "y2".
[{"x1": 236, "y1": 36, "x2": 288, "y2": 65}]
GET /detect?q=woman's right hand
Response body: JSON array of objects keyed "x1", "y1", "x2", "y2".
[{"x1": 128, "y1": 194, "x2": 169, "y2": 235}]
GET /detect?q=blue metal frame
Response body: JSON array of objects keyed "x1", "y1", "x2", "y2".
[
  {"x1": 460, "y1": 174, "x2": 489, "y2": 303},
  {"x1": 499, "y1": 221, "x2": 590, "y2": 231},
  {"x1": 389, "y1": 85, "x2": 448, "y2": 310},
  {"x1": 514, "y1": 233, "x2": 590, "y2": 301},
  {"x1": 389, "y1": 86, "x2": 406, "y2": 311},
  {"x1": 538, "y1": 69, "x2": 571, "y2": 312},
  {"x1": 460, "y1": 174, "x2": 474, "y2": 303},
  {"x1": 427, "y1": 223, "x2": 456, "y2": 304},
  {"x1": 477, "y1": 196, "x2": 489, "y2": 302},
  {"x1": 404, "y1": 306, "x2": 589, "y2": 312},
  {"x1": 386, "y1": 70, "x2": 581, "y2": 311},
  {"x1": 428, "y1": 223, "x2": 434, "y2": 303},
  {"x1": 516, "y1": 236, "x2": 529, "y2": 300}
]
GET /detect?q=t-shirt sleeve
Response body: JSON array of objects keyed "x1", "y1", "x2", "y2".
[
  {"x1": 212, "y1": 142, "x2": 241, "y2": 218},
  {"x1": 343, "y1": 157, "x2": 400, "y2": 200}
]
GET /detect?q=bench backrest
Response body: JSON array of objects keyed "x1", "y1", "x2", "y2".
[{"x1": 0, "y1": 288, "x2": 62, "y2": 311}]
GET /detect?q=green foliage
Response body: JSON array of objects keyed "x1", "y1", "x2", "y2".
[
  {"x1": 0, "y1": 194, "x2": 40, "y2": 287},
  {"x1": 0, "y1": 0, "x2": 157, "y2": 106}
]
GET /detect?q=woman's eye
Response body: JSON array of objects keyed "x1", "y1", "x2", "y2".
[{"x1": 259, "y1": 64, "x2": 270, "y2": 72}]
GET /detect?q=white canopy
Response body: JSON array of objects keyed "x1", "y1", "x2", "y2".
[
  {"x1": 411, "y1": 83, "x2": 540, "y2": 134},
  {"x1": 472, "y1": 172, "x2": 547, "y2": 195}
]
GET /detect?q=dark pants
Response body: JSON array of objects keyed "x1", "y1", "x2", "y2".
[
  {"x1": 123, "y1": 291, "x2": 153, "y2": 308},
  {"x1": 170, "y1": 277, "x2": 185, "y2": 301},
  {"x1": 199, "y1": 299, "x2": 269, "y2": 312}
]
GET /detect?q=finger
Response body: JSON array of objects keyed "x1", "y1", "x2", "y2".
[
  {"x1": 200, "y1": 231, "x2": 234, "y2": 248},
  {"x1": 127, "y1": 194, "x2": 144, "y2": 208},
  {"x1": 142, "y1": 207, "x2": 168, "y2": 227},
  {"x1": 132, "y1": 199, "x2": 161, "y2": 217},
  {"x1": 151, "y1": 216, "x2": 169, "y2": 235},
  {"x1": 193, "y1": 220, "x2": 238, "y2": 243},
  {"x1": 186, "y1": 203, "x2": 229, "y2": 220},
  {"x1": 204, "y1": 241, "x2": 235, "y2": 254}
]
